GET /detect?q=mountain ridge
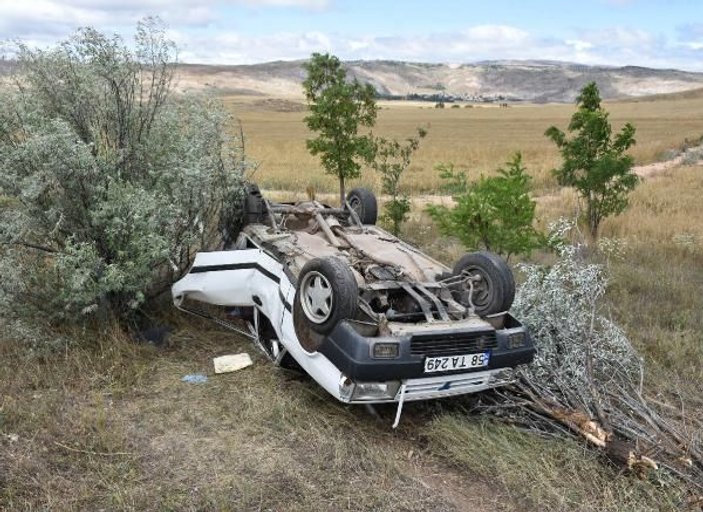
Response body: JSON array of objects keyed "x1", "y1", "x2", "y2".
[
  {"x1": 3, "y1": 57, "x2": 702, "y2": 103},
  {"x1": 174, "y1": 59, "x2": 703, "y2": 103}
]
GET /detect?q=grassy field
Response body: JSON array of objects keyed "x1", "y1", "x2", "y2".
[
  {"x1": 2, "y1": 163, "x2": 702, "y2": 511},
  {"x1": 227, "y1": 89, "x2": 703, "y2": 195},
  {"x1": 603, "y1": 165, "x2": 703, "y2": 393},
  {"x1": 0, "y1": 323, "x2": 680, "y2": 512},
  {"x1": 2, "y1": 92, "x2": 703, "y2": 510}
]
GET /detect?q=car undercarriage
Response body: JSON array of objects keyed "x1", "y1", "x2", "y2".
[{"x1": 172, "y1": 185, "x2": 535, "y2": 427}]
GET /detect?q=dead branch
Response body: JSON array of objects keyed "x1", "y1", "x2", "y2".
[{"x1": 479, "y1": 239, "x2": 703, "y2": 493}]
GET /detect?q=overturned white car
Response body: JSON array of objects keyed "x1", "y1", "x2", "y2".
[{"x1": 172, "y1": 185, "x2": 535, "y2": 426}]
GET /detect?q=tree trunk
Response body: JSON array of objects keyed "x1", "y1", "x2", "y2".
[
  {"x1": 587, "y1": 194, "x2": 599, "y2": 240},
  {"x1": 339, "y1": 175, "x2": 346, "y2": 208},
  {"x1": 590, "y1": 219, "x2": 599, "y2": 240}
]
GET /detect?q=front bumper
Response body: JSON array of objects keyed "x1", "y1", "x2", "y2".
[
  {"x1": 318, "y1": 315, "x2": 535, "y2": 383},
  {"x1": 340, "y1": 367, "x2": 518, "y2": 404}
]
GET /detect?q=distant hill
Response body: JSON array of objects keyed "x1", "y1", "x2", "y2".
[
  {"x1": 3, "y1": 57, "x2": 702, "y2": 103},
  {"x1": 174, "y1": 59, "x2": 703, "y2": 103}
]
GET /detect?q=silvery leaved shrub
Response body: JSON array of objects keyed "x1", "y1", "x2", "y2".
[
  {"x1": 511, "y1": 220, "x2": 642, "y2": 419},
  {"x1": 0, "y1": 19, "x2": 247, "y2": 328}
]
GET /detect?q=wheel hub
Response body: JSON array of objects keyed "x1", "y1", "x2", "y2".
[
  {"x1": 301, "y1": 271, "x2": 333, "y2": 323},
  {"x1": 463, "y1": 269, "x2": 491, "y2": 307}
]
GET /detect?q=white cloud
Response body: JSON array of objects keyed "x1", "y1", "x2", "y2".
[
  {"x1": 0, "y1": 3, "x2": 701, "y2": 71},
  {"x1": 462, "y1": 24, "x2": 529, "y2": 43},
  {"x1": 299, "y1": 31, "x2": 332, "y2": 51},
  {"x1": 588, "y1": 27, "x2": 656, "y2": 47},
  {"x1": 0, "y1": 0, "x2": 216, "y2": 42},
  {"x1": 160, "y1": 24, "x2": 703, "y2": 71},
  {"x1": 347, "y1": 37, "x2": 372, "y2": 51},
  {"x1": 0, "y1": 1, "x2": 106, "y2": 28},
  {"x1": 240, "y1": 0, "x2": 329, "y2": 7},
  {"x1": 566, "y1": 39, "x2": 594, "y2": 52}
]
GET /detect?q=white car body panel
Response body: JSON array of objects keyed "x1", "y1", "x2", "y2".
[
  {"x1": 172, "y1": 248, "x2": 511, "y2": 406},
  {"x1": 172, "y1": 249, "x2": 345, "y2": 400}
]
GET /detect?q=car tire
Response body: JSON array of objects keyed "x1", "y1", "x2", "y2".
[
  {"x1": 346, "y1": 188, "x2": 378, "y2": 225},
  {"x1": 452, "y1": 251, "x2": 515, "y2": 315},
  {"x1": 244, "y1": 182, "x2": 268, "y2": 225},
  {"x1": 470, "y1": 251, "x2": 515, "y2": 313},
  {"x1": 221, "y1": 182, "x2": 268, "y2": 246},
  {"x1": 294, "y1": 257, "x2": 359, "y2": 340}
]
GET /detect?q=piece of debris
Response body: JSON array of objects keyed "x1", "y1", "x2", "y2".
[
  {"x1": 181, "y1": 373, "x2": 208, "y2": 384},
  {"x1": 4, "y1": 433, "x2": 19, "y2": 443},
  {"x1": 630, "y1": 454, "x2": 659, "y2": 480},
  {"x1": 546, "y1": 404, "x2": 611, "y2": 447},
  {"x1": 213, "y1": 353, "x2": 253, "y2": 374}
]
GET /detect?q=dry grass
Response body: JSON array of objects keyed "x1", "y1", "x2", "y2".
[
  {"x1": 0, "y1": 320, "x2": 496, "y2": 511},
  {"x1": 426, "y1": 416, "x2": 684, "y2": 512},
  {"x1": 226, "y1": 92, "x2": 703, "y2": 196},
  {"x1": 600, "y1": 164, "x2": 703, "y2": 393},
  {"x1": 3, "y1": 95, "x2": 703, "y2": 511},
  {"x1": 602, "y1": 164, "x2": 703, "y2": 243},
  {"x1": 1, "y1": 317, "x2": 688, "y2": 511}
]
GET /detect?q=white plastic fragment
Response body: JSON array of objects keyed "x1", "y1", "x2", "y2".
[
  {"x1": 181, "y1": 374, "x2": 208, "y2": 384},
  {"x1": 392, "y1": 383, "x2": 408, "y2": 429},
  {"x1": 213, "y1": 353, "x2": 253, "y2": 374}
]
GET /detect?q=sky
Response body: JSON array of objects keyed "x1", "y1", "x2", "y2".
[{"x1": 1, "y1": 0, "x2": 702, "y2": 70}]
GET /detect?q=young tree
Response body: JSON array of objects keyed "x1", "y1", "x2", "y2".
[
  {"x1": 0, "y1": 20, "x2": 246, "y2": 325},
  {"x1": 545, "y1": 82, "x2": 639, "y2": 239},
  {"x1": 370, "y1": 127, "x2": 427, "y2": 236},
  {"x1": 427, "y1": 153, "x2": 543, "y2": 259},
  {"x1": 302, "y1": 53, "x2": 377, "y2": 205}
]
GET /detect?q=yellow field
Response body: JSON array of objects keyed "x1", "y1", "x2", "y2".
[{"x1": 225, "y1": 91, "x2": 703, "y2": 195}]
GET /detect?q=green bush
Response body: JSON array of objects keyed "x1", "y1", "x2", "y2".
[
  {"x1": 0, "y1": 20, "x2": 246, "y2": 325},
  {"x1": 370, "y1": 127, "x2": 427, "y2": 236},
  {"x1": 427, "y1": 153, "x2": 543, "y2": 259}
]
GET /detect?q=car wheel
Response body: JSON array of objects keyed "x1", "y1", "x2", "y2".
[
  {"x1": 244, "y1": 182, "x2": 268, "y2": 224},
  {"x1": 294, "y1": 257, "x2": 359, "y2": 340},
  {"x1": 221, "y1": 182, "x2": 268, "y2": 246},
  {"x1": 346, "y1": 187, "x2": 378, "y2": 225},
  {"x1": 452, "y1": 251, "x2": 515, "y2": 315}
]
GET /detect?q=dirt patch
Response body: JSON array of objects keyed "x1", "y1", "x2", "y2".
[
  {"x1": 633, "y1": 144, "x2": 702, "y2": 178},
  {"x1": 409, "y1": 461, "x2": 508, "y2": 511}
]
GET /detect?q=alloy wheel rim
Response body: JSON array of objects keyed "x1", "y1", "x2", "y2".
[{"x1": 300, "y1": 271, "x2": 334, "y2": 323}]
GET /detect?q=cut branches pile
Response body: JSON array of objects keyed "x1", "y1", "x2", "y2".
[{"x1": 479, "y1": 220, "x2": 703, "y2": 497}]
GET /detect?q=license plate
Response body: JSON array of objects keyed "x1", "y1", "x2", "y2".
[{"x1": 424, "y1": 352, "x2": 490, "y2": 373}]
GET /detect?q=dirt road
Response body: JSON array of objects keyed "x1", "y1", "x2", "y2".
[{"x1": 264, "y1": 145, "x2": 702, "y2": 210}]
